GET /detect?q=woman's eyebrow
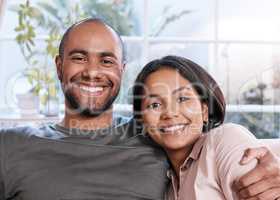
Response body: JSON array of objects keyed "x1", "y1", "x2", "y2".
[
  {"x1": 172, "y1": 86, "x2": 191, "y2": 94},
  {"x1": 145, "y1": 87, "x2": 191, "y2": 98},
  {"x1": 146, "y1": 94, "x2": 160, "y2": 98}
]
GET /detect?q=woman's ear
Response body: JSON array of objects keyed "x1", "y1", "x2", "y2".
[{"x1": 202, "y1": 103, "x2": 209, "y2": 123}]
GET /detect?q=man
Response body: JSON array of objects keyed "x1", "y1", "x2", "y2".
[
  {"x1": 0, "y1": 18, "x2": 279, "y2": 200},
  {"x1": 0, "y1": 18, "x2": 168, "y2": 200}
]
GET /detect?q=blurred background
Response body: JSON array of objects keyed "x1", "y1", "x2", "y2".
[{"x1": 1, "y1": 0, "x2": 280, "y2": 138}]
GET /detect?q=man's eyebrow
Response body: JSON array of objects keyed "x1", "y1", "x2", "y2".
[
  {"x1": 99, "y1": 52, "x2": 118, "y2": 59},
  {"x1": 68, "y1": 49, "x2": 88, "y2": 56},
  {"x1": 172, "y1": 86, "x2": 191, "y2": 94}
]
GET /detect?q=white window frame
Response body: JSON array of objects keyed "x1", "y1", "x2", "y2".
[{"x1": 0, "y1": 0, "x2": 280, "y2": 114}]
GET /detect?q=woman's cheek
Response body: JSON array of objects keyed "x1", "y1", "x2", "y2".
[
  {"x1": 181, "y1": 103, "x2": 204, "y2": 131},
  {"x1": 144, "y1": 109, "x2": 160, "y2": 122},
  {"x1": 143, "y1": 112, "x2": 161, "y2": 133},
  {"x1": 181, "y1": 101, "x2": 202, "y2": 115}
]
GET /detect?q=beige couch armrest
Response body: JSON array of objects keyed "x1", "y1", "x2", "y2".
[{"x1": 260, "y1": 139, "x2": 280, "y2": 157}]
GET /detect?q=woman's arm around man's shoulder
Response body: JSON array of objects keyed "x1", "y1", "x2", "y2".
[{"x1": 211, "y1": 123, "x2": 280, "y2": 199}]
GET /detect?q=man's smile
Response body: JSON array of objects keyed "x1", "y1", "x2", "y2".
[
  {"x1": 71, "y1": 81, "x2": 113, "y2": 97},
  {"x1": 79, "y1": 85, "x2": 105, "y2": 96}
]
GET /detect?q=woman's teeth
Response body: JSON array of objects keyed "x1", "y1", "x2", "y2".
[{"x1": 160, "y1": 124, "x2": 185, "y2": 133}]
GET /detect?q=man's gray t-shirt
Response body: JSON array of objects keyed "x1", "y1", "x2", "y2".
[{"x1": 0, "y1": 117, "x2": 168, "y2": 200}]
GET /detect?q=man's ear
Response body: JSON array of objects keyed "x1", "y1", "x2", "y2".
[
  {"x1": 121, "y1": 63, "x2": 126, "y2": 73},
  {"x1": 202, "y1": 103, "x2": 209, "y2": 122},
  {"x1": 55, "y1": 55, "x2": 63, "y2": 81}
]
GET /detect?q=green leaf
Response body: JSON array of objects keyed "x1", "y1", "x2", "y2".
[
  {"x1": 34, "y1": 84, "x2": 41, "y2": 95},
  {"x1": 27, "y1": 75, "x2": 33, "y2": 84},
  {"x1": 15, "y1": 34, "x2": 23, "y2": 43}
]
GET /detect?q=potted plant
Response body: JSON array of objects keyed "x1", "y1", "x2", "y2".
[{"x1": 11, "y1": 0, "x2": 60, "y2": 116}]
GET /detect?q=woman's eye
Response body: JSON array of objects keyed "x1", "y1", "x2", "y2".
[
  {"x1": 147, "y1": 102, "x2": 161, "y2": 110},
  {"x1": 177, "y1": 96, "x2": 189, "y2": 103}
]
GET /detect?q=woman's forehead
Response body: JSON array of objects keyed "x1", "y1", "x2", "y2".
[
  {"x1": 143, "y1": 69, "x2": 196, "y2": 97},
  {"x1": 145, "y1": 69, "x2": 190, "y2": 88}
]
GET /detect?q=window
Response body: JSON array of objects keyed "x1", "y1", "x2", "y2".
[{"x1": 1, "y1": 0, "x2": 280, "y2": 138}]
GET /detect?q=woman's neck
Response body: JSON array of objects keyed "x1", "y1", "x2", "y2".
[
  {"x1": 165, "y1": 136, "x2": 201, "y2": 179},
  {"x1": 166, "y1": 146, "x2": 193, "y2": 178}
]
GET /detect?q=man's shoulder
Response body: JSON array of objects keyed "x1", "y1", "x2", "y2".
[
  {"x1": 0, "y1": 125, "x2": 37, "y2": 137},
  {"x1": 109, "y1": 117, "x2": 164, "y2": 149},
  {"x1": 112, "y1": 118, "x2": 153, "y2": 144},
  {"x1": 0, "y1": 124, "x2": 56, "y2": 143}
]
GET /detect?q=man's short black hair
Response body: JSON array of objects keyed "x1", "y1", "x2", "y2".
[{"x1": 58, "y1": 17, "x2": 126, "y2": 62}]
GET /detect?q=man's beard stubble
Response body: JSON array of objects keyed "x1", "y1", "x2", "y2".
[{"x1": 64, "y1": 86, "x2": 120, "y2": 117}]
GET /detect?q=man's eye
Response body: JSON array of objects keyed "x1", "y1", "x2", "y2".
[
  {"x1": 101, "y1": 59, "x2": 114, "y2": 65},
  {"x1": 177, "y1": 96, "x2": 189, "y2": 103},
  {"x1": 147, "y1": 102, "x2": 161, "y2": 110},
  {"x1": 71, "y1": 56, "x2": 86, "y2": 62}
]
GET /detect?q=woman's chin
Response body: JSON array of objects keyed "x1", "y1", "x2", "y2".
[{"x1": 162, "y1": 133, "x2": 201, "y2": 151}]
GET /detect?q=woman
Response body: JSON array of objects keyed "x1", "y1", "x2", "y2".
[{"x1": 133, "y1": 55, "x2": 263, "y2": 200}]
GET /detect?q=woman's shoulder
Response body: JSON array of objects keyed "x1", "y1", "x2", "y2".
[
  {"x1": 207, "y1": 123, "x2": 256, "y2": 141},
  {"x1": 203, "y1": 123, "x2": 259, "y2": 152},
  {"x1": 201, "y1": 123, "x2": 261, "y2": 179}
]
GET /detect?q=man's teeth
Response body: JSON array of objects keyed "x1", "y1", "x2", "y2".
[
  {"x1": 80, "y1": 86, "x2": 104, "y2": 93},
  {"x1": 161, "y1": 124, "x2": 185, "y2": 132}
]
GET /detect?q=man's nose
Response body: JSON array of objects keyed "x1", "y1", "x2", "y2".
[{"x1": 82, "y1": 60, "x2": 103, "y2": 79}]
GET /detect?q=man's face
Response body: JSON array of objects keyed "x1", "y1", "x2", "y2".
[{"x1": 56, "y1": 22, "x2": 124, "y2": 116}]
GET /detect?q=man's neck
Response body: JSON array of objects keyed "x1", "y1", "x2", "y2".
[{"x1": 61, "y1": 107, "x2": 114, "y2": 131}]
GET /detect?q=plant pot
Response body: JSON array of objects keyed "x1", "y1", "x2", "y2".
[
  {"x1": 16, "y1": 93, "x2": 40, "y2": 117},
  {"x1": 42, "y1": 97, "x2": 59, "y2": 117}
]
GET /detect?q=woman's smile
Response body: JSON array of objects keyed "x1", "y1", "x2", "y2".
[{"x1": 159, "y1": 123, "x2": 186, "y2": 133}]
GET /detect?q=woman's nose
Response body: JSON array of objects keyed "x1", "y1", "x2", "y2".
[{"x1": 160, "y1": 104, "x2": 179, "y2": 120}]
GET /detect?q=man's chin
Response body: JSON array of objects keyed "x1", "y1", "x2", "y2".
[
  {"x1": 79, "y1": 107, "x2": 111, "y2": 117},
  {"x1": 64, "y1": 90, "x2": 119, "y2": 117}
]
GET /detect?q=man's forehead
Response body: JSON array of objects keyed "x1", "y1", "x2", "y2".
[
  {"x1": 70, "y1": 21, "x2": 117, "y2": 40},
  {"x1": 69, "y1": 23, "x2": 121, "y2": 45},
  {"x1": 62, "y1": 20, "x2": 125, "y2": 61}
]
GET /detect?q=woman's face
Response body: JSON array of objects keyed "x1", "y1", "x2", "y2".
[{"x1": 141, "y1": 68, "x2": 208, "y2": 151}]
